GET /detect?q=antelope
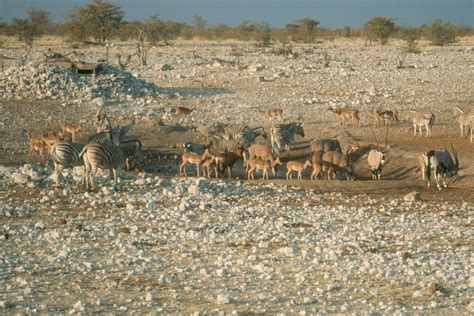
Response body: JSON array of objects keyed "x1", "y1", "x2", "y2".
[
  {"x1": 60, "y1": 123, "x2": 81, "y2": 142},
  {"x1": 367, "y1": 107, "x2": 384, "y2": 128},
  {"x1": 367, "y1": 128, "x2": 388, "y2": 180},
  {"x1": 310, "y1": 138, "x2": 342, "y2": 154},
  {"x1": 247, "y1": 157, "x2": 282, "y2": 180},
  {"x1": 321, "y1": 151, "x2": 355, "y2": 180},
  {"x1": 201, "y1": 155, "x2": 219, "y2": 178},
  {"x1": 179, "y1": 148, "x2": 213, "y2": 177},
  {"x1": 311, "y1": 160, "x2": 352, "y2": 181},
  {"x1": 420, "y1": 145, "x2": 459, "y2": 190},
  {"x1": 328, "y1": 106, "x2": 361, "y2": 128},
  {"x1": 26, "y1": 132, "x2": 47, "y2": 160},
  {"x1": 175, "y1": 104, "x2": 197, "y2": 122},
  {"x1": 258, "y1": 108, "x2": 284, "y2": 120},
  {"x1": 286, "y1": 160, "x2": 312, "y2": 180},
  {"x1": 215, "y1": 146, "x2": 244, "y2": 179},
  {"x1": 404, "y1": 110, "x2": 435, "y2": 138},
  {"x1": 453, "y1": 106, "x2": 474, "y2": 141},
  {"x1": 377, "y1": 109, "x2": 398, "y2": 127},
  {"x1": 41, "y1": 131, "x2": 66, "y2": 148}
]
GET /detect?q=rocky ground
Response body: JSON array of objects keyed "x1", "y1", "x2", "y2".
[{"x1": 0, "y1": 37, "x2": 473, "y2": 314}]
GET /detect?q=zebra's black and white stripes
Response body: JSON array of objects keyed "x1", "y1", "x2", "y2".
[
  {"x1": 453, "y1": 106, "x2": 474, "y2": 142},
  {"x1": 270, "y1": 122, "x2": 305, "y2": 154},
  {"x1": 50, "y1": 141, "x2": 85, "y2": 185},
  {"x1": 405, "y1": 110, "x2": 435, "y2": 138},
  {"x1": 79, "y1": 140, "x2": 142, "y2": 191}
]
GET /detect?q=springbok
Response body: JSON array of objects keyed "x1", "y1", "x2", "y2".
[{"x1": 328, "y1": 106, "x2": 361, "y2": 128}]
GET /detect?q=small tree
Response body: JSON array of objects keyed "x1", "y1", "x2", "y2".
[
  {"x1": 27, "y1": 8, "x2": 51, "y2": 36},
  {"x1": 426, "y1": 18, "x2": 455, "y2": 46},
  {"x1": 68, "y1": 0, "x2": 124, "y2": 43},
  {"x1": 297, "y1": 18, "x2": 319, "y2": 43},
  {"x1": 192, "y1": 15, "x2": 207, "y2": 29},
  {"x1": 364, "y1": 16, "x2": 395, "y2": 45},
  {"x1": 256, "y1": 22, "x2": 272, "y2": 47}
]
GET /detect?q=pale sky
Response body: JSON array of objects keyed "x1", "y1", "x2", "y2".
[{"x1": 1, "y1": 0, "x2": 472, "y2": 28}]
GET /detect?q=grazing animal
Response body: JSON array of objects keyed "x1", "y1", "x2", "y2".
[
  {"x1": 270, "y1": 122, "x2": 305, "y2": 154},
  {"x1": 258, "y1": 108, "x2": 284, "y2": 120},
  {"x1": 179, "y1": 149, "x2": 213, "y2": 177},
  {"x1": 201, "y1": 156, "x2": 219, "y2": 178},
  {"x1": 27, "y1": 132, "x2": 47, "y2": 161},
  {"x1": 310, "y1": 138, "x2": 342, "y2": 154},
  {"x1": 368, "y1": 149, "x2": 386, "y2": 180},
  {"x1": 328, "y1": 106, "x2": 361, "y2": 128},
  {"x1": 405, "y1": 110, "x2": 435, "y2": 138},
  {"x1": 247, "y1": 157, "x2": 282, "y2": 180},
  {"x1": 453, "y1": 106, "x2": 474, "y2": 142},
  {"x1": 286, "y1": 160, "x2": 312, "y2": 180},
  {"x1": 80, "y1": 140, "x2": 142, "y2": 191},
  {"x1": 49, "y1": 141, "x2": 85, "y2": 186},
  {"x1": 367, "y1": 128, "x2": 389, "y2": 180},
  {"x1": 420, "y1": 146, "x2": 459, "y2": 190},
  {"x1": 377, "y1": 109, "x2": 398, "y2": 127},
  {"x1": 215, "y1": 151, "x2": 242, "y2": 179},
  {"x1": 60, "y1": 123, "x2": 81, "y2": 142},
  {"x1": 245, "y1": 143, "x2": 279, "y2": 175},
  {"x1": 321, "y1": 151, "x2": 354, "y2": 180},
  {"x1": 311, "y1": 160, "x2": 353, "y2": 181}
]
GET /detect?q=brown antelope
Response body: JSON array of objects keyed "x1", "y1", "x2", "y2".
[
  {"x1": 258, "y1": 108, "x2": 284, "y2": 120},
  {"x1": 27, "y1": 132, "x2": 47, "y2": 161},
  {"x1": 215, "y1": 147, "x2": 244, "y2": 179},
  {"x1": 41, "y1": 131, "x2": 66, "y2": 148},
  {"x1": 321, "y1": 150, "x2": 355, "y2": 180},
  {"x1": 367, "y1": 108, "x2": 384, "y2": 128},
  {"x1": 376, "y1": 109, "x2": 398, "y2": 127},
  {"x1": 201, "y1": 155, "x2": 219, "y2": 178},
  {"x1": 179, "y1": 148, "x2": 212, "y2": 177},
  {"x1": 247, "y1": 157, "x2": 282, "y2": 180},
  {"x1": 311, "y1": 160, "x2": 348, "y2": 180},
  {"x1": 328, "y1": 106, "x2": 361, "y2": 128},
  {"x1": 175, "y1": 104, "x2": 197, "y2": 122},
  {"x1": 286, "y1": 160, "x2": 312, "y2": 180},
  {"x1": 60, "y1": 123, "x2": 81, "y2": 141}
]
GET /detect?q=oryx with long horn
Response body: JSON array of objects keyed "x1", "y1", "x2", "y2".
[
  {"x1": 420, "y1": 145, "x2": 459, "y2": 190},
  {"x1": 367, "y1": 127, "x2": 388, "y2": 180}
]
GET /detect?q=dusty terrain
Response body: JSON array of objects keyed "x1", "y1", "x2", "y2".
[{"x1": 1, "y1": 38, "x2": 473, "y2": 314}]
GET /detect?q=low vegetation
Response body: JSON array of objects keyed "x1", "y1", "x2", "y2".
[{"x1": 0, "y1": 0, "x2": 471, "y2": 47}]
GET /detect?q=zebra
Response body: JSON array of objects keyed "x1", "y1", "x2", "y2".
[
  {"x1": 207, "y1": 134, "x2": 247, "y2": 166},
  {"x1": 242, "y1": 126, "x2": 267, "y2": 143},
  {"x1": 49, "y1": 141, "x2": 85, "y2": 186},
  {"x1": 404, "y1": 110, "x2": 435, "y2": 138},
  {"x1": 79, "y1": 140, "x2": 142, "y2": 191},
  {"x1": 453, "y1": 106, "x2": 474, "y2": 142},
  {"x1": 221, "y1": 124, "x2": 250, "y2": 140},
  {"x1": 270, "y1": 122, "x2": 305, "y2": 154}
]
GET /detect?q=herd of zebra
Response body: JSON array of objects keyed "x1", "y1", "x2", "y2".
[{"x1": 23, "y1": 105, "x2": 472, "y2": 191}]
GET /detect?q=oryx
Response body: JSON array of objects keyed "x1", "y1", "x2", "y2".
[
  {"x1": 420, "y1": 145, "x2": 459, "y2": 190},
  {"x1": 367, "y1": 127, "x2": 388, "y2": 180}
]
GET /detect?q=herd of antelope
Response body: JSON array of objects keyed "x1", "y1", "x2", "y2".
[{"x1": 24, "y1": 104, "x2": 471, "y2": 191}]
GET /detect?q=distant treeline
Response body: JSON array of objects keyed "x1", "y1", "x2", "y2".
[{"x1": 1, "y1": 0, "x2": 472, "y2": 47}]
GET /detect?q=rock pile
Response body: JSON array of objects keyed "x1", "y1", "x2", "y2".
[{"x1": 0, "y1": 62, "x2": 159, "y2": 105}]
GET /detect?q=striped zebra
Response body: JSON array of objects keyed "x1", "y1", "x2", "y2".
[
  {"x1": 405, "y1": 110, "x2": 435, "y2": 138},
  {"x1": 270, "y1": 122, "x2": 305, "y2": 154},
  {"x1": 50, "y1": 141, "x2": 85, "y2": 186},
  {"x1": 221, "y1": 124, "x2": 250, "y2": 140},
  {"x1": 207, "y1": 134, "x2": 247, "y2": 165},
  {"x1": 453, "y1": 106, "x2": 474, "y2": 142},
  {"x1": 79, "y1": 140, "x2": 142, "y2": 191}
]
